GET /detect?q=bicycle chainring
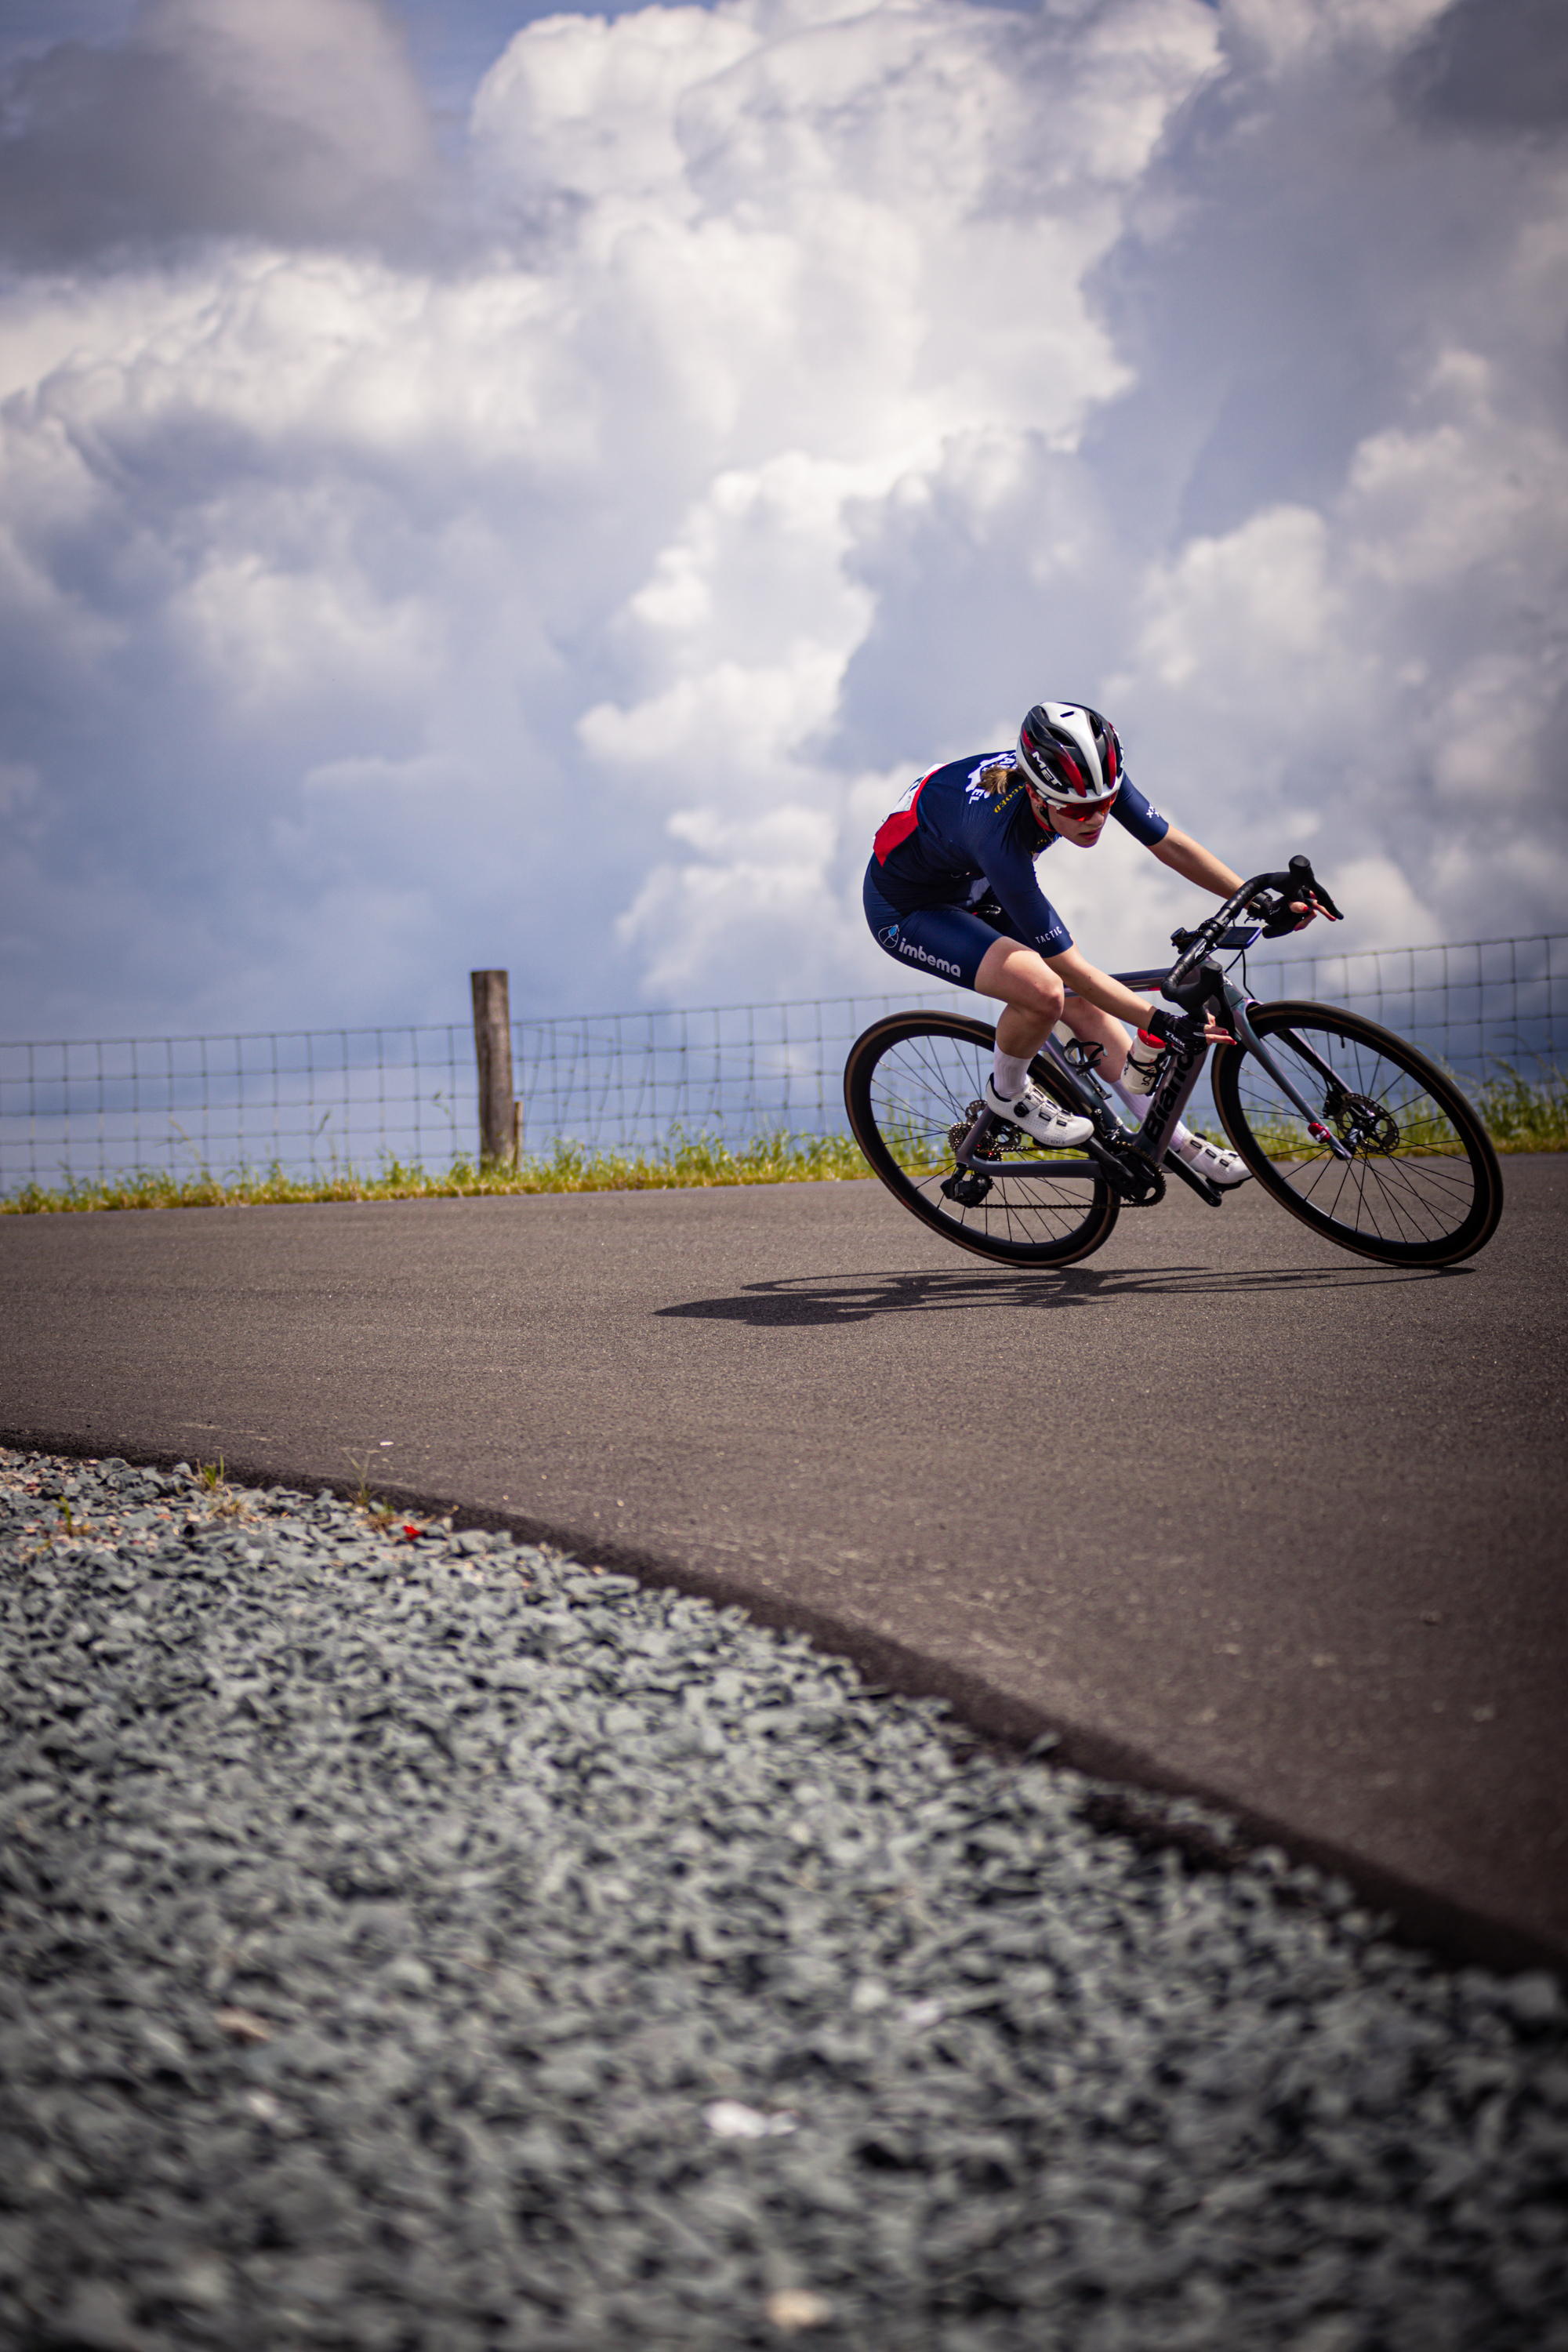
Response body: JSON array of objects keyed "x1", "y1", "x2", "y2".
[
  {"x1": 1119, "y1": 1161, "x2": 1167, "y2": 1207},
  {"x1": 1098, "y1": 1136, "x2": 1165, "y2": 1206}
]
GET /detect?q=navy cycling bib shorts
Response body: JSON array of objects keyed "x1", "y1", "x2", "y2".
[{"x1": 862, "y1": 868, "x2": 1013, "y2": 991}]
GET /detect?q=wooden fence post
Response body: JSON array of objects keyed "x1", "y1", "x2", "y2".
[{"x1": 470, "y1": 970, "x2": 515, "y2": 1167}]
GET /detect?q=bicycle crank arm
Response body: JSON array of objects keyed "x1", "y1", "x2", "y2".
[
  {"x1": 1160, "y1": 1150, "x2": 1225, "y2": 1207},
  {"x1": 1084, "y1": 1138, "x2": 1165, "y2": 1205}
]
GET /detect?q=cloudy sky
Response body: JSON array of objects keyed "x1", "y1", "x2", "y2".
[{"x1": 1, "y1": 0, "x2": 1564, "y2": 1041}]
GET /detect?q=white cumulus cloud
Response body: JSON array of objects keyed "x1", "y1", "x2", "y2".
[{"x1": 0, "y1": 0, "x2": 1563, "y2": 1059}]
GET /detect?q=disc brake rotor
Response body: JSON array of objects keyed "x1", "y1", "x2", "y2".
[{"x1": 1329, "y1": 1091, "x2": 1400, "y2": 1156}]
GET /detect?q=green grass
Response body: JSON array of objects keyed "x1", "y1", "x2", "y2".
[
  {"x1": 1228, "y1": 1062, "x2": 1567, "y2": 1163},
  {"x1": 4, "y1": 1066, "x2": 1563, "y2": 1214},
  {"x1": 1472, "y1": 1062, "x2": 1568, "y2": 1152},
  {"x1": 0, "y1": 1129, "x2": 875, "y2": 1214}
]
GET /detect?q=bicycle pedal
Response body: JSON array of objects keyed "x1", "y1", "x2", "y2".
[{"x1": 1161, "y1": 1149, "x2": 1225, "y2": 1208}]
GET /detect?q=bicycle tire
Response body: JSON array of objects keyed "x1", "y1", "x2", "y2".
[
  {"x1": 844, "y1": 1011, "x2": 1120, "y2": 1266},
  {"x1": 1210, "y1": 1000, "x2": 1503, "y2": 1266}
]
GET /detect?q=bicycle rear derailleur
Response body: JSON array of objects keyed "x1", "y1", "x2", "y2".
[{"x1": 941, "y1": 1098, "x2": 1018, "y2": 1205}]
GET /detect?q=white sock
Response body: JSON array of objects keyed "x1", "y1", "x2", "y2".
[
  {"x1": 1116, "y1": 1078, "x2": 1197, "y2": 1149},
  {"x1": 1115, "y1": 1076, "x2": 1181, "y2": 1125},
  {"x1": 992, "y1": 1050, "x2": 1032, "y2": 1099}
]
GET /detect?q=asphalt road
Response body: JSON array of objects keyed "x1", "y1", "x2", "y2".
[{"x1": 3, "y1": 1159, "x2": 1565, "y2": 1970}]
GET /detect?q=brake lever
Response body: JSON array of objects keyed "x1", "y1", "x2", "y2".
[
  {"x1": 1254, "y1": 855, "x2": 1344, "y2": 934},
  {"x1": 1285, "y1": 853, "x2": 1344, "y2": 924}
]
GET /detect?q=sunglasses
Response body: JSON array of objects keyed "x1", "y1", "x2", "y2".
[{"x1": 1047, "y1": 790, "x2": 1119, "y2": 823}]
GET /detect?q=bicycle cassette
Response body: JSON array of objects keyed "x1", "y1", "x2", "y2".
[{"x1": 947, "y1": 1099, "x2": 1022, "y2": 1157}]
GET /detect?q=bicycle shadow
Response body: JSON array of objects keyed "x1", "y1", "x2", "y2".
[{"x1": 656, "y1": 1259, "x2": 1467, "y2": 1330}]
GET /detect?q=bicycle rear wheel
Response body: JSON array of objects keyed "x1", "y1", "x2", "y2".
[
  {"x1": 844, "y1": 1011, "x2": 1120, "y2": 1266},
  {"x1": 1211, "y1": 1001, "x2": 1503, "y2": 1265}
]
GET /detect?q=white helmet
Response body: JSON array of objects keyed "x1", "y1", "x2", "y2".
[{"x1": 1016, "y1": 702, "x2": 1122, "y2": 805}]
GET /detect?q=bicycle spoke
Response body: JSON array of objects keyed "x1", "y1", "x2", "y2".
[
  {"x1": 1239, "y1": 1047, "x2": 1467, "y2": 1243},
  {"x1": 847, "y1": 1013, "x2": 1119, "y2": 1266},
  {"x1": 1215, "y1": 1002, "x2": 1501, "y2": 1266}
]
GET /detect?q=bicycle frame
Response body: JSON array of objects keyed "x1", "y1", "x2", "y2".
[
  {"x1": 950, "y1": 1020, "x2": 1209, "y2": 1203},
  {"x1": 951, "y1": 855, "x2": 1356, "y2": 1196},
  {"x1": 949, "y1": 972, "x2": 1217, "y2": 1200}
]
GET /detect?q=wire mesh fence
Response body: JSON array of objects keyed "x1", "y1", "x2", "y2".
[
  {"x1": 510, "y1": 988, "x2": 958, "y2": 1162},
  {"x1": 0, "y1": 1025, "x2": 480, "y2": 1196},
  {"x1": 1236, "y1": 931, "x2": 1564, "y2": 1083},
  {"x1": 1179, "y1": 929, "x2": 1566, "y2": 1136},
  {"x1": 0, "y1": 987, "x2": 950, "y2": 1192},
  {"x1": 2, "y1": 933, "x2": 1562, "y2": 1193}
]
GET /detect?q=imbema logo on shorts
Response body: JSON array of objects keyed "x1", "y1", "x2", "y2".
[{"x1": 887, "y1": 928, "x2": 960, "y2": 980}]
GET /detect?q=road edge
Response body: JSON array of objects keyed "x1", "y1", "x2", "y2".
[{"x1": 7, "y1": 1421, "x2": 1563, "y2": 1984}]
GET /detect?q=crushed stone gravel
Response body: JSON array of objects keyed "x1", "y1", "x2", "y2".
[{"x1": 2, "y1": 1445, "x2": 1566, "y2": 2352}]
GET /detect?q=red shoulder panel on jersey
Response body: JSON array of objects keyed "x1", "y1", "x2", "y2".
[{"x1": 873, "y1": 774, "x2": 932, "y2": 863}]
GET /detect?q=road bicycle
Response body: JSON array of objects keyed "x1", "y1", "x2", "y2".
[{"x1": 844, "y1": 858, "x2": 1503, "y2": 1269}]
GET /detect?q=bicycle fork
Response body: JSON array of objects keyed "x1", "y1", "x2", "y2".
[
  {"x1": 1221, "y1": 977, "x2": 1356, "y2": 1160},
  {"x1": 1149, "y1": 960, "x2": 1357, "y2": 1165}
]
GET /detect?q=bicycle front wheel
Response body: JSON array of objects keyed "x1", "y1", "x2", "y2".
[
  {"x1": 1211, "y1": 1001, "x2": 1503, "y2": 1265},
  {"x1": 844, "y1": 1011, "x2": 1120, "y2": 1266}
]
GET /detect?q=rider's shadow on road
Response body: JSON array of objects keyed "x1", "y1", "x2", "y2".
[{"x1": 656, "y1": 1260, "x2": 1465, "y2": 1329}]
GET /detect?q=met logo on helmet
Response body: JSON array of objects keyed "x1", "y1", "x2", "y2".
[{"x1": 1018, "y1": 699, "x2": 1120, "y2": 803}]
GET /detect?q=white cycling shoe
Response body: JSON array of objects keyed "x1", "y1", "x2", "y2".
[
  {"x1": 983, "y1": 1076, "x2": 1094, "y2": 1149},
  {"x1": 1172, "y1": 1131, "x2": 1250, "y2": 1187}
]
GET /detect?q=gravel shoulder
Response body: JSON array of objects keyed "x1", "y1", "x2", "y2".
[
  {"x1": 5, "y1": 1165, "x2": 1566, "y2": 1973},
  {"x1": 3, "y1": 1447, "x2": 1566, "y2": 2352}
]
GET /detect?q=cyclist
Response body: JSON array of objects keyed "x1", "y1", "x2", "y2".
[{"x1": 863, "y1": 701, "x2": 1321, "y2": 1185}]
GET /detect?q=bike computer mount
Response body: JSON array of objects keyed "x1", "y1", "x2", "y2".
[{"x1": 1161, "y1": 855, "x2": 1341, "y2": 1027}]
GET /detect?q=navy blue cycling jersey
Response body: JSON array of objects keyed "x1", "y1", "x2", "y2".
[{"x1": 870, "y1": 750, "x2": 1169, "y2": 958}]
